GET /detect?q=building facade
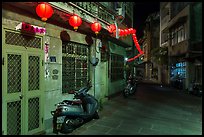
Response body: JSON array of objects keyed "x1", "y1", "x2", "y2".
[
  {"x1": 2, "y1": 2, "x2": 134, "y2": 135},
  {"x1": 160, "y1": 2, "x2": 202, "y2": 90},
  {"x1": 136, "y1": 12, "x2": 161, "y2": 83}
]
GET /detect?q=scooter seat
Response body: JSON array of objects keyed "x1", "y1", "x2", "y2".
[{"x1": 63, "y1": 100, "x2": 82, "y2": 105}]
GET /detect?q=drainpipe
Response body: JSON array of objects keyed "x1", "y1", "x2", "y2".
[{"x1": 94, "y1": 38, "x2": 96, "y2": 97}]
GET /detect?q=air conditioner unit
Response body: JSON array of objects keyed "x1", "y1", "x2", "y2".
[
  {"x1": 116, "y1": 8, "x2": 122, "y2": 15},
  {"x1": 116, "y1": 7, "x2": 124, "y2": 19},
  {"x1": 115, "y1": 2, "x2": 125, "y2": 20}
]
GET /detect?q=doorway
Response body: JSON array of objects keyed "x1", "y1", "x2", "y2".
[{"x1": 2, "y1": 28, "x2": 44, "y2": 135}]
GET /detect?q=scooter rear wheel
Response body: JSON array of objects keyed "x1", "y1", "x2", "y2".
[{"x1": 93, "y1": 111, "x2": 99, "y2": 119}]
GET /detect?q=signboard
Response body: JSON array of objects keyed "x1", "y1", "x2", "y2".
[{"x1": 15, "y1": 22, "x2": 46, "y2": 35}]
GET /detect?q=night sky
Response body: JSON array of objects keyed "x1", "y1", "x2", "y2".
[{"x1": 133, "y1": 2, "x2": 160, "y2": 39}]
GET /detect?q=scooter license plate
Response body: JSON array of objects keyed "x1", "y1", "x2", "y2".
[
  {"x1": 57, "y1": 116, "x2": 66, "y2": 124},
  {"x1": 57, "y1": 123, "x2": 62, "y2": 130}
]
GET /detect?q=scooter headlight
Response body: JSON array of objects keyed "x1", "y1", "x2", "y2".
[{"x1": 62, "y1": 108, "x2": 68, "y2": 112}]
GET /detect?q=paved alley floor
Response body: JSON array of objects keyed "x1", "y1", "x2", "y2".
[{"x1": 46, "y1": 83, "x2": 202, "y2": 135}]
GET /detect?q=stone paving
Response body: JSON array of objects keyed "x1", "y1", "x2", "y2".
[{"x1": 46, "y1": 83, "x2": 202, "y2": 135}]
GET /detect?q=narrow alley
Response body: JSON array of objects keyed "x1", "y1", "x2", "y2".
[{"x1": 46, "y1": 83, "x2": 202, "y2": 135}]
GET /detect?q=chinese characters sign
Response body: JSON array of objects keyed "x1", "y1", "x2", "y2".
[{"x1": 15, "y1": 22, "x2": 46, "y2": 35}]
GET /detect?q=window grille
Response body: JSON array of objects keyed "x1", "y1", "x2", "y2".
[
  {"x1": 28, "y1": 97, "x2": 40, "y2": 131},
  {"x1": 62, "y1": 41, "x2": 89, "y2": 93},
  {"x1": 5, "y1": 31, "x2": 41, "y2": 49},
  {"x1": 28, "y1": 56, "x2": 40, "y2": 91},
  {"x1": 7, "y1": 54, "x2": 22, "y2": 93},
  {"x1": 7, "y1": 101, "x2": 21, "y2": 135},
  {"x1": 110, "y1": 53, "x2": 124, "y2": 81}
]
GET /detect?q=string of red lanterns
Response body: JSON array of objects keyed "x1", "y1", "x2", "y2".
[
  {"x1": 35, "y1": 3, "x2": 143, "y2": 61},
  {"x1": 107, "y1": 24, "x2": 144, "y2": 62},
  {"x1": 36, "y1": 3, "x2": 102, "y2": 34}
]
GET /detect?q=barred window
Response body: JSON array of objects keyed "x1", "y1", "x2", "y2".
[
  {"x1": 177, "y1": 25, "x2": 185, "y2": 43},
  {"x1": 110, "y1": 53, "x2": 124, "y2": 81},
  {"x1": 62, "y1": 41, "x2": 90, "y2": 93},
  {"x1": 171, "y1": 24, "x2": 186, "y2": 46}
]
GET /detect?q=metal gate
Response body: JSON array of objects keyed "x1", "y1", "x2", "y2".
[{"x1": 2, "y1": 28, "x2": 44, "y2": 135}]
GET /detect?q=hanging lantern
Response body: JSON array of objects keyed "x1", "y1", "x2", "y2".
[
  {"x1": 69, "y1": 15, "x2": 82, "y2": 31},
  {"x1": 36, "y1": 2, "x2": 53, "y2": 22},
  {"x1": 107, "y1": 24, "x2": 116, "y2": 33},
  {"x1": 128, "y1": 28, "x2": 133, "y2": 34},
  {"x1": 124, "y1": 29, "x2": 129, "y2": 36},
  {"x1": 132, "y1": 29, "x2": 136, "y2": 34},
  {"x1": 118, "y1": 29, "x2": 121, "y2": 36},
  {"x1": 91, "y1": 22, "x2": 101, "y2": 35},
  {"x1": 119, "y1": 29, "x2": 124, "y2": 36}
]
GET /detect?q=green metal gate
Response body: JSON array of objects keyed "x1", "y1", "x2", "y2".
[{"x1": 2, "y1": 28, "x2": 44, "y2": 135}]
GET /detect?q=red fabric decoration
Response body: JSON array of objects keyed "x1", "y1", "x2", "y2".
[{"x1": 36, "y1": 2, "x2": 53, "y2": 22}]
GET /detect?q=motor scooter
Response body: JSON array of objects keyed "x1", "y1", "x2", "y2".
[
  {"x1": 123, "y1": 76, "x2": 138, "y2": 97},
  {"x1": 189, "y1": 82, "x2": 202, "y2": 97},
  {"x1": 51, "y1": 80, "x2": 99, "y2": 134}
]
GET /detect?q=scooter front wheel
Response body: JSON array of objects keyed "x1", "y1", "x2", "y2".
[
  {"x1": 123, "y1": 89, "x2": 129, "y2": 98},
  {"x1": 61, "y1": 117, "x2": 75, "y2": 134}
]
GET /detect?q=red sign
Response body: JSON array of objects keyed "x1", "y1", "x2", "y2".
[{"x1": 16, "y1": 22, "x2": 46, "y2": 35}]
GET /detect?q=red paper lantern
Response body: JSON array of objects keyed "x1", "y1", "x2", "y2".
[
  {"x1": 118, "y1": 29, "x2": 121, "y2": 36},
  {"x1": 69, "y1": 15, "x2": 82, "y2": 31},
  {"x1": 119, "y1": 29, "x2": 124, "y2": 36},
  {"x1": 91, "y1": 22, "x2": 101, "y2": 34},
  {"x1": 36, "y1": 2, "x2": 53, "y2": 22},
  {"x1": 132, "y1": 29, "x2": 136, "y2": 34},
  {"x1": 107, "y1": 24, "x2": 116, "y2": 33},
  {"x1": 128, "y1": 28, "x2": 133, "y2": 34},
  {"x1": 124, "y1": 29, "x2": 129, "y2": 36}
]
